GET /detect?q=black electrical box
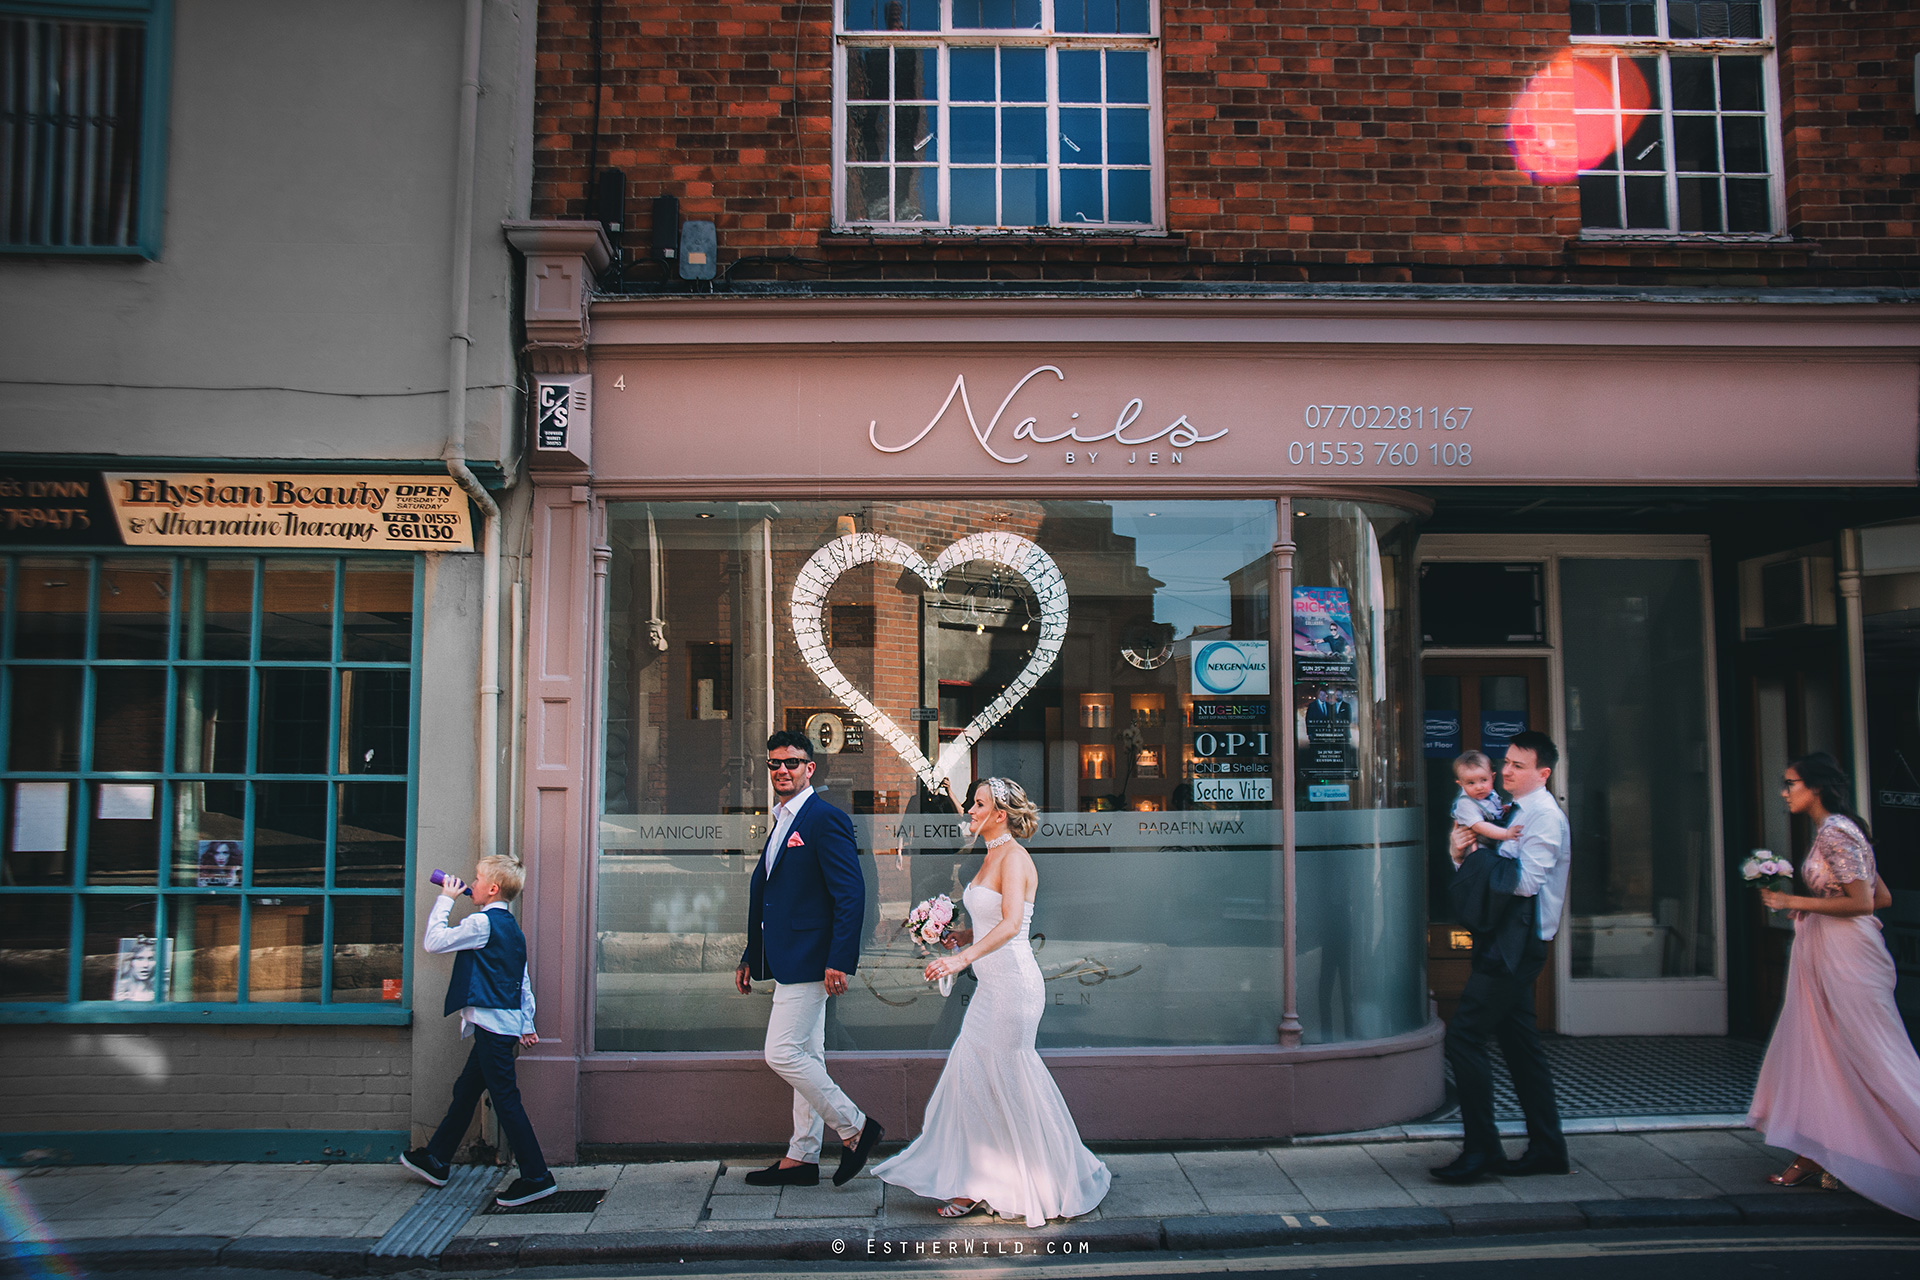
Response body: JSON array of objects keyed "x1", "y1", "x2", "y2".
[
  {"x1": 1419, "y1": 562, "x2": 1547, "y2": 647},
  {"x1": 651, "y1": 194, "x2": 680, "y2": 261}
]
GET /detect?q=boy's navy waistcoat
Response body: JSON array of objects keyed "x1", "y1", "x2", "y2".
[{"x1": 445, "y1": 906, "x2": 526, "y2": 1016}]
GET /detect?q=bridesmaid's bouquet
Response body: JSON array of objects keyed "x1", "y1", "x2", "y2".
[
  {"x1": 1741, "y1": 849, "x2": 1794, "y2": 895},
  {"x1": 903, "y1": 894, "x2": 956, "y2": 952}
]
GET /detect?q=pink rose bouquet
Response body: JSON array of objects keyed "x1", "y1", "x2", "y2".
[
  {"x1": 1740, "y1": 850, "x2": 1794, "y2": 895},
  {"x1": 903, "y1": 894, "x2": 957, "y2": 953}
]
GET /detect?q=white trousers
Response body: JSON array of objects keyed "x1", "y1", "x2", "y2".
[{"x1": 765, "y1": 980, "x2": 866, "y2": 1162}]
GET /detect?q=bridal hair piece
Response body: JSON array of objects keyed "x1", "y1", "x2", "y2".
[{"x1": 975, "y1": 776, "x2": 1039, "y2": 839}]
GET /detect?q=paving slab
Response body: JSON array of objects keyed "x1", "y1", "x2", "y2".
[
  {"x1": 1604, "y1": 1176, "x2": 1727, "y2": 1200},
  {"x1": 1683, "y1": 1156, "x2": 1798, "y2": 1195},
  {"x1": 1566, "y1": 1135, "x2": 1693, "y2": 1181},
  {"x1": 775, "y1": 1175, "x2": 883, "y2": 1218},
  {"x1": 704, "y1": 1195, "x2": 780, "y2": 1222},
  {"x1": 1270, "y1": 1145, "x2": 1387, "y2": 1178},
  {"x1": 1640, "y1": 1129, "x2": 1759, "y2": 1161},
  {"x1": 587, "y1": 1161, "x2": 716, "y2": 1232},
  {"x1": 1292, "y1": 1175, "x2": 1419, "y2": 1211}
]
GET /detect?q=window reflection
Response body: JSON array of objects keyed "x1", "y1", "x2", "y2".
[
  {"x1": 0, "y1": 895, "x2": 69, "y2": 1000},
  {"x1": 331, "y1": 896, "x2": 403, "y2": 1001},
  {"x1": 95, "y1": 559, "x2": 172, "y2": 658},
  {"x1": 248, "y1": 896, "x2": 322, "y2": 1002}
]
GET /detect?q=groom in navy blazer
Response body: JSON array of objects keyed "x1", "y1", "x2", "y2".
[{"x1": 735, "y1": 730, "x2": 883, "y2": 1187}]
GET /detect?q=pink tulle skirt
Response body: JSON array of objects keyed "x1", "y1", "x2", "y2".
[{"x1": 1748, "y1": 911, "x2": 1920, "y2": 1219}]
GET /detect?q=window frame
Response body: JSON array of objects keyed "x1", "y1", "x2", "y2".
[
  {"x1": 1570, "y1": 0, "x2": 1787, "y2": 242},
  {"x1": 0, "y1": 550, "x2": 422, "y2": 1024},
  {"x1": 832, "y1": 2, "x2": 1165, "y2": 234},
  {"x1": 1, "y1": 0, "x2": 173, "y2": 259}
]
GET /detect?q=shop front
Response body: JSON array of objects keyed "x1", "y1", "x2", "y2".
[{"x1": 501, "y1": 271, "x2": 1917, "y2": 1153}]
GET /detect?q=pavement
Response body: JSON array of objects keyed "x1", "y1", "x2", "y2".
[{"x1": 4, "y1": 1120, "x2": 1913, "y2": 1273}]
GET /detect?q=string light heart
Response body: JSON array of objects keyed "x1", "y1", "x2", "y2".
[{"x1": 791, "y1": 532, "x2": 1069, "y2": 794}]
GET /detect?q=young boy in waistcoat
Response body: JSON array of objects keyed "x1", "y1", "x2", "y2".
[{"x1": 400, "y1": 855, "x2": 557, "y2": 1207}]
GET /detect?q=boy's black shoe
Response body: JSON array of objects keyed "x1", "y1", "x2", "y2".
[
  {"x1": 399, "y1": 1148, "x2": 450, "y2": 1187},
  {"x1": 495, "y1": 1174, "x2": 558, "y2": 1207},
  {"x1": 743, "y1": 1161, "x2": 820, "y2": 1187}
]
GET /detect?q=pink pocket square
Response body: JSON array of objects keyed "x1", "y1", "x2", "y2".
[{"x1": 786, "y1": 833, "x2": 805, "y2": 847}]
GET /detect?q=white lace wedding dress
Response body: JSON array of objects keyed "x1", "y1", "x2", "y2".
[{"x1": 873, "y1": 883, "x2": 1111, "y2": 1226}]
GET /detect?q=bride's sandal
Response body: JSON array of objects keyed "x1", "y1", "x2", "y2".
[
  {"x1": 1768, "y1": 1159, "x2": 1824, "y2": 1187},
  {"x1": 937, "y1": 1199, "x2": 987, "y2": 1218}
]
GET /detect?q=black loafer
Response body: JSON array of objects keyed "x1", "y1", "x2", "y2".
[
  {"x1": 1430, "y1": 1149, "x2": 1503, "y2": 1184},
  {"x1": 834, "y1": 1117, "x2": 885, "y2": 1186},
  {"x1": 1499, "y1": 1149, "x2": 1571, "y2": 1176},
  {"x1": 743, "y1": 1161, "x2": 819, "y2": 1187}
]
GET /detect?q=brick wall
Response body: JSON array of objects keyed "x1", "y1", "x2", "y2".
[
  {"x1": 531, "y1": 1, "x2": 1918, "y2": 285},
  {"x1": 0, "y1": 1026, "x2": 410, "y2": 1132}
]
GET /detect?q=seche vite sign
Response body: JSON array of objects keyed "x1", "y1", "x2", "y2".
[{"x1": 0, "y1": 468, "x2": 474, "y2": 551}]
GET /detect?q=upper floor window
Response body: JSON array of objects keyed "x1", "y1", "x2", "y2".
[
  {"x1": 837, "y1": 2, "x2": 1159, "y2": 232},
  {"x1": 1, "y1": 0, "x2": 171, "y2": 258},
  {"x1": 1570, "y1": 1, "x2": 1779, "y2": 237}
]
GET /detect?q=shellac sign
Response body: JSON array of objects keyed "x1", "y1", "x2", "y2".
[{"x1": 0, "y1": 468, "x2": 474, "y2": 551}]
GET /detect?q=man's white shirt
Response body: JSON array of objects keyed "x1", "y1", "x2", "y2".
[
  {"x1": 1507, "y1": 787, "x2": 1570, "y2": 941},
  {"x1": 762, "y1": 784, "x2": 813, "y2": 879},
  {"x1": 423, "y1": 898, "x2": 536, "y2": 1039}
]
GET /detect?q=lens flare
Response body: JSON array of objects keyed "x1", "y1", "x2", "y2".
[
  {"x1": 1507, "y1": 50, "x2": 1650, "y2": 184},
  {"x1": 0, "y1": 1172, "x2": 83, "y2": 1280}
]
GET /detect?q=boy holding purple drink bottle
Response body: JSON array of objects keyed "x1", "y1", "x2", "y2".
[{"x1": 399, "y1": 855, "x2": 556, "y2": 1207}]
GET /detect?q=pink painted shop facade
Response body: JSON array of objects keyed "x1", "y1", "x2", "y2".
[{"x1": 502, "y1": 224, "x2": 1919, "y2": 1156}]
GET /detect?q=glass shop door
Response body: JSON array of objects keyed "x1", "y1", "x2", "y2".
[{"x1": 1422, "y1": 657, "x2": 1554, "y2": 1029}]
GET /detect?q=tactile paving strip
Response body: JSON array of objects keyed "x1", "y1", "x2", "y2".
[{"x1": 1443, "y1": 1035, "x2": 1767, "y2": 1120}]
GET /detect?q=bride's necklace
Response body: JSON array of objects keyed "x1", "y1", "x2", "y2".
[{"x1": 984, "y1": 833, "x2": 1014, "y2": 849}]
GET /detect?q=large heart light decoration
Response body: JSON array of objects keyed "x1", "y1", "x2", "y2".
[{"x1": 791, "y1": 531, "x2": 1069, "y2": 794}]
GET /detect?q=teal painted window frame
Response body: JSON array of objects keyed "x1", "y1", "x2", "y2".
[
  {"x1": 1, "y1": 0, "x2": 173, "y2": 259},
  {"x1": 0, "y1": 549, "x2": 421, "y2": 1024}
]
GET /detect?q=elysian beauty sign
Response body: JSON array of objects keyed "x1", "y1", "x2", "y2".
[{"x1": 594, "y1": 351, "x2": 1918, "y2": 486}]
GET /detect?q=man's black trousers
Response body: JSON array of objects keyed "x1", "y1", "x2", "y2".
[
  {"x1": 1444, "y1": 932, "x2": 1566, "y2": 1162},
  {"x1": 426, "y1": 1026, "x2": 549, "y2": 1180}
]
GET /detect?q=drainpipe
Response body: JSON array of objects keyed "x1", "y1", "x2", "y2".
[
  {"x1": 444, "y1": 0, "x2": 503, "y2": 863},
  {"x1": 1839, "y1": 529, "x2": 1870, "y2": 817}
]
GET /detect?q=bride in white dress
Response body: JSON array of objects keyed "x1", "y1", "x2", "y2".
[{"x1": 872, "y1": 776, "x2": 1111, "y2": 1225}]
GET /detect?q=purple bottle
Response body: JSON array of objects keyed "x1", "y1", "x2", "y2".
[{"x1": 429, "y1": 869, "x2": 473, "y2": 897}]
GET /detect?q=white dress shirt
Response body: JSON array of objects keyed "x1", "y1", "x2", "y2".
[
  {"x1": 1507, "y1": 786, "x2": 1571, "y2": 941},
  {"x1": 424, "y1": 898, "x2": 537, "y2": 1039},
  {"x1": 762, "y1": 784, "x2": 813, "y2": 878}
]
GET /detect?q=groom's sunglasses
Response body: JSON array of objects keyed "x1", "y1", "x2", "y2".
[{"x1": 766, "y1": 758, "x2": 813, "y2": 771}]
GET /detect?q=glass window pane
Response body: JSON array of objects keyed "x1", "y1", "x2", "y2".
[
  {"x1": 1001, "y1": 107, "x2": 1046, "y2": 163},
  {"x1": 846, "y1": 46, "x2": 889, "y2": 100},
  {"x1": 847, "y1": 104, "x2": 888, "y2": 162},
  {"x1": 1677, "y1": 175, "x2": 1722, "y2": 231},
  {"x1": 1000, "y1": 167, "x2": 1045, "y2": 225},
  {"x1": 254, "y1": 781, "x2": 327, "y2": 887},
  {"x1": 331, "y1": 896, "x2": 402, "y2": 1003},
  {"x1": 14, "y1": 558, "x2": 88, "y2": 658},
  {"x1": 1107, "y1": 51, "x2": 1149, "y2": 104},
  {"x1": 1109, "y1": 168, "x2": 1151, "y2": 223},
  {"x1": 176, "y1": 668, "x2": 249, "y2": 773},
  {"x1": 172, "y1": 779, "x2": 245, "y2": 887},
  {"x1": 341, "y1": 560, "x2": 413, "y2": 662},
  {"x1": 1721, "y1": 116, "x2": 1766, "y2": 173},
  {"x1": 1060, "y1": 108, "x2": 1102, "y2": 164},
  {"x1": 1622, "y1": 113, "x2": 1662, "y2": 170},
  {"x1": 896, "y1": 165, "x2": 936, "y2": 222},
  {"x1": 1579, "y1": 175, "x2": 1623, "y2": 229},
  {"x1": 86, "y1": 781, "x2": 163, "y2": 885},
  {"x1": 1061, "y1": 166, "x2": 1103, "y2": 223},
  {"x1": 335, "y1": 781, "x2": 407, "y2": 888},
  {"x1": 260, "y1": 562, "x2": 334, "y2": 660},
  {"x1": 1674, "y1": 115, "x2": 1718, "y2": 172},
  {"x1": 91, "y1": 667, "x2": 167, "y2": 772},
  {"x1": 179, "y1": 558, "x2": 253, "y2": 660},
  {"x1": 951, "y1": 167, "x2": 996, "y2": 224},
  {"x1": 8, "y1": 666, "x2": 81, "y2": 770},
  {"x1": 1059, "y1": 49, "x2": 1101, "y2": 103},
  {"x1": 1726, "y1": 177, "x2": 1770, "y2": 232},
  {"x1": 165, "y1": 895, "x2": 238, "y2": 1001},
  {"x1": 1624, "y1": 175, "x2": 1667, "y2": 228},
  {"x1": 1562, "y1": 560, "x2": 1715, "y2": 979},
  {"x1": 1001, "y1": 47, "x2": 1044, "y2": 102},
  {"x1": 895, "y1": 105, "x2": 935, "y2": 162},
  {"x1": 81, "y1": 894, "x2": 157, "y2": 1000},
  {"x1": 847, "y1": 166, "x2": 890, "y2": 221},
  {"x1": 95, "y1": 558, "x2": 171, "y2": 658},
  {"x1": 0, "y1": 895, "x2": 69, "y2": 1000},
  {"x1": 951, "y1": 47, "x2": 994, "y2": 101},
  {"x1": 248, "y1": 895, "x2": 322, "y2": 1002},
  {"x1": 1108, "y1": 107, "x2": 1149, "y2": 165},
  {"x1": 6, "y1": 779, "x2": 75, "y2": 884},
  {"x1": 1718, "y1": 56, "x2": 1763, "y2": 111},
  {"x1": 1670, "y1": 59, "x2": 1715, "y2": 111},
  {"x1": 896, "y1": 47, "x2": 937, "y2": 100},
  {"x1": 1116, "y1": 0, "x2": 1150, "y2": 33},
  {"x1": 258, "y1": 669, "x2": 331, "y2": 775},
  {"x1": 844, "y1": 0, "x2": 936, "y2": 31},
  {"x1": 342, "y1": 670, "x2": 409, "y2": 776},
  {"x1": 951, "y1": 107, "x2": 996, "y2": 163}
]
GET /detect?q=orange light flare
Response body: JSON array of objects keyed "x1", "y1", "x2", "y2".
[{"x1": 1506, "y1": 50, "x2": 1651, "y2": 184}]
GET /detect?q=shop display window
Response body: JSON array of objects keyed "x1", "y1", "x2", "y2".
[
  {"x1": 597, "y1": 498, "x2": 1422, "y2": 1051},
  {"x1": 0, "y1": 554, "x2": 418, "y2": 1019}
]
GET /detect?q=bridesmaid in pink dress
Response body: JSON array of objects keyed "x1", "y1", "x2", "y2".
[{"x1": 1748, "y1": 753, "x2": 1920, "y2": 1217}]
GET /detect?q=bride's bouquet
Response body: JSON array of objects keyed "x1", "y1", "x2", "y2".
[
  {"x1": 1740, "y1": 849, "x2": 1794, "y2": 895},
  {"x1": 903, "y1": 894, "x2": 958, "y2": 995}
]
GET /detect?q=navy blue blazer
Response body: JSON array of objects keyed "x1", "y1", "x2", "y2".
[{"x1": 740, "y1": 792, "x2": 866, "y2": 984}]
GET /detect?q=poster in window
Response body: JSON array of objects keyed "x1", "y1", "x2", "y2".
[
  {"x1": 1292, "y1": 587, "x2": 1356, "y2": 681},
  {"x1": 196, "y1": 839, "x2": 243, "y2": 887},
  {"x1": 1296, "y1": 683, "x2": 1360, "y2": 780},
  {"x1": 113, "y1": 937, "x2": 164, "y2": 1002}
]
